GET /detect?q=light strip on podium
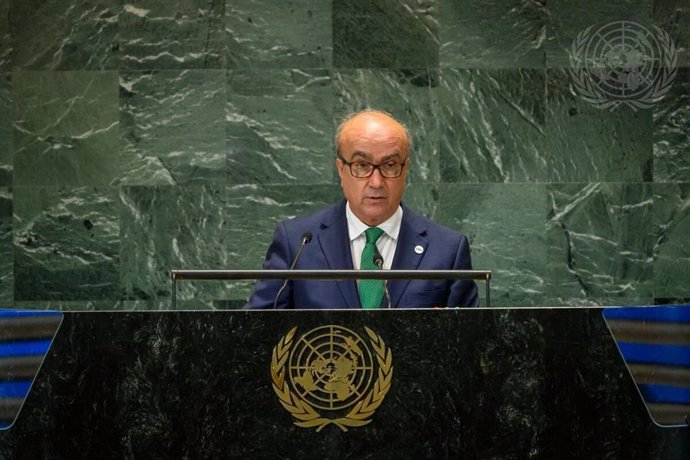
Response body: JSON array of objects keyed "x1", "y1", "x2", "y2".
[
  {"x1": 604, "y1": 305, "x2": 690, "y2": 427},
  {"x1": 0, "y1": 310, "x2": 63, "y2": 430}
]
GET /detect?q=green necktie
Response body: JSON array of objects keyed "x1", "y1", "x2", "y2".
[{"x1": 359, "y1": 227, "x2": 385, "y2": 309}]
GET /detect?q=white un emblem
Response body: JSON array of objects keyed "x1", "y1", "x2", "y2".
[{"x1": 569, "y1": 21, "x2": 677, "y2": 110}]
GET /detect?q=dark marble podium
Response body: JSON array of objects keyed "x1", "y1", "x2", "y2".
[{"x1": 0, "y1": 308, "x2": 687, "y2": 459}]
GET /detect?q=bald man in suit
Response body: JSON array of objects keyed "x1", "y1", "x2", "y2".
[{"x1": 246, "y1": 110, "x2": 478, "y2": 309}]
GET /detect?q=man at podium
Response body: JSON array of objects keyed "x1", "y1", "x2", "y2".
[{"x1": 246, "y1": 110, "x2": 478, "y2": 309}]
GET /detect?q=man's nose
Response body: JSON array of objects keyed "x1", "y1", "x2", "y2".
[{"x1": 368, "y1": 167, "x2": 385, "y2": 187}]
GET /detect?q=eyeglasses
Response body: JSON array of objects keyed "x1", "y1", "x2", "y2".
[{"x1": 337, "y1": 154, "x2": 408, "y2": 178}]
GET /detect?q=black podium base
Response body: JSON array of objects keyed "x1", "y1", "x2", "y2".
[{"x1": 0, "y1": 309, "x2": 687, "y2": 459}]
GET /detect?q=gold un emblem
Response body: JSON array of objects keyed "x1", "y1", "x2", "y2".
[{"x1": 271, "y1": 325, "x2": 393, "y2": 432}]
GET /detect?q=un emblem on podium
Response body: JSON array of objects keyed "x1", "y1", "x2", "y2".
[{"x1": 271, "y1": 325, "x2": 393, "y2": 432}]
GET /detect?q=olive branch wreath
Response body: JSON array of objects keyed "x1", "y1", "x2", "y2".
[
  {"x1": 270, "y1": 326, "x2": 393, "y2": 432},
  {"x1": 569, "y1": 24, "x2": 677, "y2": 111}
]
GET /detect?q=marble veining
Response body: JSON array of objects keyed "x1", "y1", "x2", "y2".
[
  {"x1": 333, "y1": 0, "x2": 439, "y2": 69},
  {"x1": 438, "y1": 68, "x2": 548, "y2": 183},
  {"x1": 119, "y1": 70, "x2": 227, "y2": 186},
  {"x1": 226, "y1": 0, "x2": 332, "y2": 69},
  {"x1": 0, "y1": 1, "x2": 688, "y2": 307},
  {"x1": 0, "y1": 187, "x2": 11, "y2": 307},
  {"x1": 13, "y1": 71, "x2": 120, "y2": 187},
  {"x1": 9, "y1": 0, "x2": 118, "y2": 70},
  {"x1": 654, "y1": 68, "x2": 690, "y2": 183},
  {"x1": 226, "y1": 69, "x2": 333, "y2": 185},
  {"x1": 13, "y1": 187, "x2": 120, "y2": 301},
  {"x1": 653, "y1": 183, "x2": 690, "y2": 300},
  {"x1": 440, "y1": 0, "x2": 546, "y2": 68},
  {"x1": 547, "y1": 183, "x2": 654, "y2": 306},
  {"x1": 0, "y1": 74, "x2": 11, "y2": 186},
  {"x1": 440, "y1": 184, "x2": 548, "y2": 307},
  {"x1": 119, "y1": 0, "x2": 225, "y2": 69}
]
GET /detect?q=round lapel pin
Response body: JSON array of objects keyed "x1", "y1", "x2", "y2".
[{"x1": 414, "y1": 245, "x2": 424, "y2": 254}]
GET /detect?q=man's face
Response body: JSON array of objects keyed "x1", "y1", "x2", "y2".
[{"x1": 336, "y1": 114, "x2": 409, "y2": 227}]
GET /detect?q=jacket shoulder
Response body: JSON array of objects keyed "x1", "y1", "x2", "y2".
[
  {"x1": 403, "y1": 206, "x2": 468, "y2": 242},
  {"x1": 280, "y1": 201, "x2": 344, "y2": 235}
]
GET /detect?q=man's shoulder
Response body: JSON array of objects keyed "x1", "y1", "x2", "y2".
[
  {"x1": 277, "y1": 200, "x2": 345, "y2": 235},
  {"x1": 402, "y1": 204, "x2": 468, "y2": 242}
]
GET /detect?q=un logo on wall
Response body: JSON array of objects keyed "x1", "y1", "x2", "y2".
[
  {"x1": 569, "y1": 20, "x2": 677, "y2": 110},
  {"x1": 271, "y1": 325, "x2": 393, "y2": 432}
]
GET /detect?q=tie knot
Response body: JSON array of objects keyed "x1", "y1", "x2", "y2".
[{"x1": 365, "y1": 227, "x2": 384, "y2": 244}]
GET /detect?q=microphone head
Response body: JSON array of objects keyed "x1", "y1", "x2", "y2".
[
  {"x1": 301, "y1": 232, "x2": 313, "y2": 244},
  {"x1": 373, "y1": 252, "x2": 383, "y2": 268}
]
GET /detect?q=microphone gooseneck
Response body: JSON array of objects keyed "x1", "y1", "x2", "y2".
[
  {"x1": 291, "y1": 232, "x2": 312, "y2": 268},
  {"x1": 272, "y1": 232, "x2": 312, "y2": 309},
  {"x1": 373, "y1": 248, "x2": 392, "y2": 309}
]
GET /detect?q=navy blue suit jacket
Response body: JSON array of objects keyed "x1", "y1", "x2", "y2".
[{"x1": 245, "y1": 200, "x2": 479, "y2": 309}]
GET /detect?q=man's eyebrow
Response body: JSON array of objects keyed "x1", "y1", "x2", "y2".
[
  {"x1": 349, "y1": 151, "x2": 371, "y2": 161},
  {"x1": 350, "y1": 151, "x2": 403, "y2": 162},
  {"x1": 381, "y1": 153, "x2": 403, "y2": 162}
]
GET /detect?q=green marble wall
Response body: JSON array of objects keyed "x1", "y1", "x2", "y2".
[{"x1": 0, "y1": 0, "x2": 688, "y2": 309}]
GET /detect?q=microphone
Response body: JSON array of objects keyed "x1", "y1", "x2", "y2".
[
  {"x1": 272, "y1": 232, "x2": 312, "y2": 309},
  {"x1": 373, "y1": 248, "x2": 392, "y2": 309}
]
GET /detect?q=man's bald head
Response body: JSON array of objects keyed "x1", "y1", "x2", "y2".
[
  {"x1": 334, "y1": 109, "x2": 411, "y2": 226},
  {"x1": 336, "y1": 110, "x2": 411, "y2": 157}
]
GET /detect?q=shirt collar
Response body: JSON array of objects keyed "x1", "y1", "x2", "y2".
[{"x1": 345, "y1": 202, "x2": 403, "y2": 241}]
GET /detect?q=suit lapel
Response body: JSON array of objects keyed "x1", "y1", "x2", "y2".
[
  {"x1": 389, "y1": 207, "x2": 428, "y2": 307},
  {"x1": 317, "y1": 202, "x2": 360, "y2": 308}
]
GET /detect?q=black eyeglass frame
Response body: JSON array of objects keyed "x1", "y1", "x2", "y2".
[{"x1": 336, "y1": 153, "x2": 408, "y2": 178}]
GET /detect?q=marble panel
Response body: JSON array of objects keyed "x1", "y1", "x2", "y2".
[
  {"x1": 118, "y1": 186, "x2": 175, "y2": 305},
  {"x1": 226, "y1": 0, "x2": 332, "y2": 69},
  {"x1": 0, "y1": 187, "x2": 9, "y2": 220},
  {"x1": 13, "y1": 186, "x2": 120, "y2": 302},
  {"x1": 545, "y1": 0, "x2": 653, "y2": 68},
  {"x1": 403, "y1": 183, "x2": 441, "y2": 222},
  {"x1": 544, "y1": 69, "x2": 653, "y2": 182},
  {"x1": 226, "y1": 69, "x2": 334, "y2": 185},
  {"x1": 0, "y1": 188, "x2": 11, "y2": 307},
  {"x1": 654, "y1": 67, "x2": 690, "y2": 182},
  {"x1": 119, "y1": 0, "x2": 225, "y2": 69},
  {"x1": 13, "y1": 71, "x2": 120, "y2": 187},
  {"x1": 439, "y1": 184, "x2": 547, "y2": 307},
  {"x1": 120, "y1": 184, "x2": 342, "y2": 308},
  {"x1": 334, "y1": 69, "x2": 439, "y2": 183},
  {"x1": 0, "y1": 236, "x2": 13, "y2": 308},
  {"x1": 546, "y1": 183, "x2": 654, "y2": 306},
  {"x1": 654, "y1": 0, "x2": 690, "y2": 66},
  {"x1": 0, "y1": 1, "x2": 9, "y2": 71},
  {"x1": 0, "y1": 73, "x2": 11, "y2": 186},
  {"x1": 9, "y1": 0, "x2": 118, "y2": 70},
  {"x1": 438, "y1": 68, "x2": 547, "y2": 183},
  {"x1": 333, "y1": 0, "x2": 439, "y2": 68},
  {"x1": 653, "y1": 183, "x2": 690, "y2": 301},
  {"x1": 440, "y1": 0, "x2": 546, "y2": 68},
  {"x1": 119, "y1": 70, "x2": 227, "y2": 186}
]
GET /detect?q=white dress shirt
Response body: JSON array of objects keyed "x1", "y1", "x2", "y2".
[{"x1": 345, "y1": 202, "x2": 403, "y2": 272}]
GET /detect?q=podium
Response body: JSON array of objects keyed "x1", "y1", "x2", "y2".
[{"x1": 0, "y1": 308, "x2": 687, "y2": 458}]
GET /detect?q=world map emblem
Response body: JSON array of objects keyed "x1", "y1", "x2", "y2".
[
  {"x1": 270, "y1": 325, "x2": 393, "y2": 431},
  {"x1": 568, "y1": 20, "x2": 677, "y2": 110}
]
